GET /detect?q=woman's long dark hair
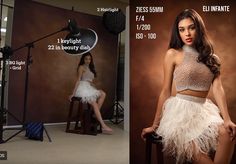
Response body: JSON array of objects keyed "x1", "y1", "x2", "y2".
[
  {"x1": 169, "y1": 9, "x2": 220, "y2": 77},
  {"x1": 77, "y1": 52, "x2": 97, "y2": 77}
]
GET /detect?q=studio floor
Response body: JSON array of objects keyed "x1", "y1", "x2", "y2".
[{"x1": 0, "y1": 122, "x2": 129, "y2": 164}]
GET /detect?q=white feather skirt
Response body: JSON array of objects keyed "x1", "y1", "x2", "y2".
[
  {"x1": 75, "y1": 81, "x2": 101, "y2": 103},
  {"x1": 156, "y1": 94, "x2": 224, "y2": 163}
]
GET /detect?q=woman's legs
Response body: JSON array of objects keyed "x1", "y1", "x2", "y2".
[
  {"x1": 97, "y1": 90, "x2": 106, "y2": 110},
  {"x1": 193, "y1": 153, "x2": 214, "y2": 164},
  {"x1": 213, "y1": 125, "x2": 235, "y2": 164},
  {"x1": 193, "y1": 125, "x2": 235, "y2": 164},
  {"x1": 90, "y1": 101, "x2": 113, "y2": 133}
]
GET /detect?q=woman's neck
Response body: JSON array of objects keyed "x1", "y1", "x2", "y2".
[{"x1": 83, "y1": 64, "x2": 89, "y2": 68}]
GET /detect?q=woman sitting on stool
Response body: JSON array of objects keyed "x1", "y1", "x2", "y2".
[
  {"x1": 141, "y1": 9, "x2": 235, "y2": 164},
  {"x1": 69, "y1": 52, "x2": 113, "y2": 134}
]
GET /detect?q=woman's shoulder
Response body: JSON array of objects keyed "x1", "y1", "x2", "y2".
[
  {"x1": 165, "y1": 48, "x2": 182, "y2": 60},
  {"x1": 78, "y1": 65, "x2": 86, "y2": 72},
  {"x1": 166, "y1": 48, "x2": 181, "y2": 56}
]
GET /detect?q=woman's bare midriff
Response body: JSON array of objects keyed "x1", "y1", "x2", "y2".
[{"x1": 177, "y1": 89, "x2": 208, "y2": 98}]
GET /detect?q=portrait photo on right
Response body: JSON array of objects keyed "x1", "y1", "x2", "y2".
[{"x1": 130, "y1": 0, "x2": 236, "y2": 163}]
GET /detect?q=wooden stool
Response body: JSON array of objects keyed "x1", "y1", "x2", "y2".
[
  {"x1": 66, "y1": 97, "x2": 101, "y2": 135},
  {"x1": 145, "y1": 132, "x2": 236, "y2": 164},
  {"x1": 145, "y1": 132, "x2": 164, "y2": 164},
  {"x1": 231, "y1": 147, "x2": 236, "y2": 164}
]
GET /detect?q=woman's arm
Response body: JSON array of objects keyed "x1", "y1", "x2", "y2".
[
  {"x1": 212, "y1": 75, "x2": 230, "y2": 121},
  {"x1": 212, "y1": 75, "x2": 236, "y2": 139},
  {"x1": 69, "y1": 66, "x2": 84, "y2": 100},
  {"x1": 152, "y1": 49, "x2": 176, "y2": 130},
  {"x1": 141, "y1": 49, "x2": 176, "y2": 139}
]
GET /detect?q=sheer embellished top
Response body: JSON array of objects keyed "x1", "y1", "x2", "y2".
[
  {"x1": 81, "y1": 66, "x2": 94, "y2": 82},
  {"x1": 173, "y1": 45, "x2": 214, "y2": 92}
]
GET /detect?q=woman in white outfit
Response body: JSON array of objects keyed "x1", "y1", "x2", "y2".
[
  {"x1": 70, "y1": 52, "x2": 113, "y2": 134},
  {"x1": 141, "y1": 9, "x2": 236, "y2": 164}
]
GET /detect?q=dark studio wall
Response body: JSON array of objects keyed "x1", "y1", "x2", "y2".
[
  {"x1": 8, "y1": 0, "x2": 118, "y2": 124},
  {"x1": 130, "y1": 0, "x2": 236, "y2": 163}
]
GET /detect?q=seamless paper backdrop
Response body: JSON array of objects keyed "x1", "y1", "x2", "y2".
[{"x1": 8, "y1": 0, "x2": 118, "y2": 124}]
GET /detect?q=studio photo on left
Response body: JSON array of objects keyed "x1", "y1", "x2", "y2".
[{"x1": 0, "y1": 0, "x2": 129, "y2": 163}]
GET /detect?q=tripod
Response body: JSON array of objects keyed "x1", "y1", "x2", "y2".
[{"x1": 110, "y1": 100, "x2": 124, "y2": 124}]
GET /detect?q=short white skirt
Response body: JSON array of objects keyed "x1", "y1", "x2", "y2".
[
  {"x1": 74, "y1": 81, "x2": 101, "y2": 103},
  {"x1": 156, "y1": 94, "x2": 224, "y2": 163}
]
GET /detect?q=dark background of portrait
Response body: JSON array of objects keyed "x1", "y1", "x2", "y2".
[
  {"x1": 8, "y1": 0, "x2": 118, "y2": 124},
  {"x1": 130, "y1": 0, "x2": 236, "y2": 163}
]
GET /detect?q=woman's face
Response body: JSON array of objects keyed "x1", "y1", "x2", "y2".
[
  {"x1": 178, "y1": 17, "x2": 196, "y2": 46},
  {"x1": 84, "y1": 55, "x2": 91, "y2": 65}
]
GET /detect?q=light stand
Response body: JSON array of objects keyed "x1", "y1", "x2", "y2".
[
  {"x1": 0, "y1": 47, "x2": 12, "y2": 143},
  {"x1": 0, "y1": 26, "x2": 70, "y2": 143},
  {"x1": 102, "y1": 10, "x2": 126, "y2": 124},
  {"x1": 110, "y1": 33, "x2": 124, "y2": 124}
]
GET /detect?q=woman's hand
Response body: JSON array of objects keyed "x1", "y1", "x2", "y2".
[
  {"x1": 90, "y1": 81, "x2": 96, "y2": 87},
  {"x1": 69, "y1": 94, "x2": 74, "y2": 101},
  {"x1": 224, "y1": 120, "x2": 236, "y2": 141},
  {"x1": 141, "y1": 127, "x2": 156, "y2": 141}
]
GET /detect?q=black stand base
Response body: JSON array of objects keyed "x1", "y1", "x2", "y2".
[
  {"x1": 0, "y1": 109, "x2": 25, "y2": 143},
  {"x1": 110, "y1": 100, "x2": 124, "y2": 124},
  {"x1": 43, "y1": 125, "x2": 52, "y2": 142},
  {"x1": 1, "y1": 123, "x2": 52, "y2": 143},
  {"x1": 2, "y1": 126, "x2": 25, "y2": 143},
  {"x1": 1, "y1": 109, "x2": 52, "y2": 143}
]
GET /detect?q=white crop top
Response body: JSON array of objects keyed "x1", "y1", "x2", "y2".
[
  {"x1": 173, "y1": 45, "x2": 214, "y2": 92},
  {"x1": 81, "y1": 66, "x2": 94, "y2": 82}
]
